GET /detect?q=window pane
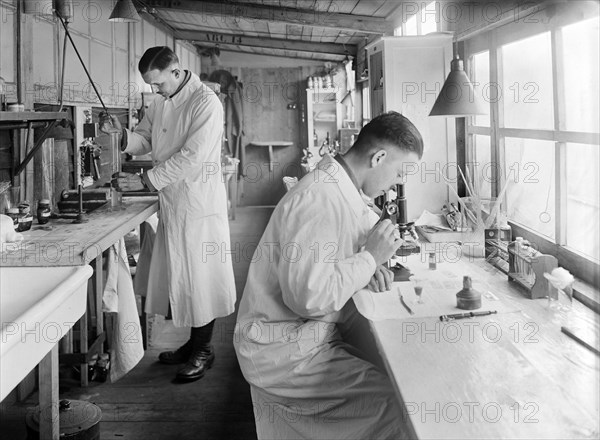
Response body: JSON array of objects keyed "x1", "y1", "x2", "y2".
[
  {"x1": 502, "y1": 33, "x2": 554, "y2": 130},
  {"x1": 471, "y1": 51, "x2": 490, "y2": 127},
  {"x1": 421, "y1": 2, "x2": 438, "y2": 35},
  {"x1": 563, "y1": 17, "x2": 600, "y2": 133},
  {"x1": 505, "y1": 138, "x2": 555, "y2": 240},
  {"x1": 473, "y1": 135, "x2": 492, "y2": 199},
  {"x1": 567, "y1": 143, "x2": 600, "y2": 260},
  {"x1": 406, "y1": 14, "x2": 417, "y2": 36}
]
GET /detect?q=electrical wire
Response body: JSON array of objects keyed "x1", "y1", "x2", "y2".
[
  {"x1": 55, "y1": 10, "x2": 109, "y2": 115},
  {"x1": 58, "y1": 25, "x2": 68, "y2": 111}
]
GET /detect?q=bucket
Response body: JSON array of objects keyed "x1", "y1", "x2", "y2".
[{"x1": 26, "y1": 399, "x2": 101, "y2": 440}]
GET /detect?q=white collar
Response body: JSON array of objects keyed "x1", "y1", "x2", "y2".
[{"x1": 317, "y1": 155, "x2": 371, "y2": 221}]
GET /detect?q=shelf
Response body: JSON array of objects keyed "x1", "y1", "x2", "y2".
[
  {"x1": 0, "y1": 111, "x2": 66, "y2": 123},
  {"x1": 314, "y1": 118, "x2": 337, "y2": 123},
  {"x1": 307, "y1": 87, "x2": 339, "y2": 93},
  {"x1": 0, "y1": 111, "x2": 68, "y2": 181}
]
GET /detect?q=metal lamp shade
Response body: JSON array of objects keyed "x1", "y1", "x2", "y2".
[
  {"x1": 109, "y1": 0, "x2": 141, "y2": 22},
  {"x1": 429, "y1": 56, "x2": 488, "y2": 117}
]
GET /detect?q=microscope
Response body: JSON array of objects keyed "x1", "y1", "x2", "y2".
[{"x1": 377, "y1": 183, "x2": 420, "y2": 280}]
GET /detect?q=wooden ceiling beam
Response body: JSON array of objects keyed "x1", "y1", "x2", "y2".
[
  {"x1": 145, "y1": 0, "x2": 392, "y2": 34},
  {"x1": 176, "y1": 30, "x2": 356, "y2": 56},
  {"x1": 194, "y1": 43, "x2": 344, "y2": 62}
]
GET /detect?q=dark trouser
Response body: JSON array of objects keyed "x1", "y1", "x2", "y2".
[{"x1": 190, "y1": 320, "x2": 215, "y2": 354}]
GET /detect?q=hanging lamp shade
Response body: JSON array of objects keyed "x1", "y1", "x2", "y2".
[
  {"x1": 109, "y1": 0, "x2": 141, "y2": 22},
  {"x1": 429, "y1": 55, "x2": 487, "y2": 117}
]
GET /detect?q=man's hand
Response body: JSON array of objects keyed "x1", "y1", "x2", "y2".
[
  {"x1": 363, "y1": 219, "x2": 403, "y2": 266},
  {"x1": 99, "y1": 111, "x2": 122, "y2": 135},
  {"x1": 368, "y1": 265, "x2": 394, "y2": 292},
  {"x1": 111, "y1": 172, "x2": 145, "y2": 192}
]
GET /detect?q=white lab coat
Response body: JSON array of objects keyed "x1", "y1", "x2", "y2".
[
  {"x1": 234, "y1": 155, "x2": 408, "y2": 439},
  {"x1": 124, "y1": 73, "x2": 236, "y2": 327}
]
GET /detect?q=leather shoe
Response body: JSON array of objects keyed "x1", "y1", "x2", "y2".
[
  {"x1": 175, "y1": 347, "x2": 215, "y2": 382},
  {"x1": 158, "y1": 340, "x2": 192, "y2": 365}
]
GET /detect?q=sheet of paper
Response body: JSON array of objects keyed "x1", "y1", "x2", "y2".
[{"x1": 353, "y1": 275, "x2": 520, "y2": 321}]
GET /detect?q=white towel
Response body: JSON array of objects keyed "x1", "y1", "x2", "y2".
[
  {"x1": 133, "y1": 213, "x2": 158, "y2": 298},
  {"x1": 103, "y1": 238, "x2": 144, "y2": 382}
]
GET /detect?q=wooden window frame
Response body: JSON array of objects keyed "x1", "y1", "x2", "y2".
[{"x1": 463, "y1": 4, "x2": 600, "y2": 288}]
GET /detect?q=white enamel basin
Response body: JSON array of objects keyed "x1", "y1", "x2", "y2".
[{"x1": 0, "y1": 265, "x2": 93, "y2": 401}]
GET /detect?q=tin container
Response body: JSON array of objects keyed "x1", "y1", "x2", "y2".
[
  {"x1": 26, "y1": 399, "x2": 101, "y2": 440},
  {"x1": 17, "y1": 202, "x2": 33, "y2": 232}
]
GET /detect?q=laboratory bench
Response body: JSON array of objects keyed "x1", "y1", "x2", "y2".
[
  {"x1": 356, "y1": 249, "x2": 599, "y2": 439},
  {"x1": 1, "y1": 197, "x2": 158, "y2": 379}
]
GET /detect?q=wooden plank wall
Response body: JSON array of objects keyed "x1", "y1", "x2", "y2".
[{"x1": 238, "y1": 67, "x2": 307, "y2": 206}]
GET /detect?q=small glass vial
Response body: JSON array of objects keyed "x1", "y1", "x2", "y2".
[
  {"x1": 428, "y1": 252, "x2": 437, "y2": 270},
  {"x1": 37, "y1": 199, "x2": 51, "y2": 224},
  {"x1": 6, "y1": 207, "x2": 19, "y2": 229}
]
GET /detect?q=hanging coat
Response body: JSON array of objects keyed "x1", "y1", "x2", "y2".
[
  {"x1": 234, "y1": 155, "x2": 408, "y2": 439},
  {"x1": 124, "y1": 73, "x2": 236, "y2": 327}
]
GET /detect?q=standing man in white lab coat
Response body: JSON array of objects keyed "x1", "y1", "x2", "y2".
[
  {"x1": 101, "y1": 46, "x2": 236, "y2": 382},
  {"x1": 234, "y1": 112, "x2": 424, "y2": 439}
]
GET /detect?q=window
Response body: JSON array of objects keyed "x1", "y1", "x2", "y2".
[
  {"x1": 504, "y1": 138, "x2": 556, "y2": 240},
  {"x1": 421, "y1": 2, "x2": 438, "y2": 35},
  {"x1": 465, "y1": 5, "x2": 600, "y2": 284},
  {"x1": 471, "y1": 51, "x2": 490, "y2": 127},
  {"x1": 397, "y1": 2, "x2": 438, "y2": 37},
  {"x1": 566, "y1": 143, "x2": 599, "y2": 260},
  {"x1": 502, "y1": 33, "x2": 554, "y2": 130},
  {"x1": 563, "y1": 17, "x2": 600, "y2": 133},
  {"x1": 473, "y1": 135, "x2": 492, "y2": 199},
  {"x1": 405, "y1": 13, "x2": 418, "y2": 36}
]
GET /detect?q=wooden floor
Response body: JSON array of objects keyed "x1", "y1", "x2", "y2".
[{"x1": 0, "y1": 207, "x2": 273, "y2": 440}]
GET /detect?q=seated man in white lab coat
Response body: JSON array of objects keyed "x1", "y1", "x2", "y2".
[{"x1": 234, "y1": 112, "x2": 424, "y2": 439}]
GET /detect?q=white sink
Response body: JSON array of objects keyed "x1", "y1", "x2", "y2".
[{"x1": 0, "y1": 265, "x2": 93, "y2": 401}]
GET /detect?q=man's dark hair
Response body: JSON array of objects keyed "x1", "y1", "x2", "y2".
[
  {"x1": 138, "y1": 46, "x2": 179, "y2": 74},
  {"x1": 352, "y1": 111, "x2": 424, "y2": 159}
]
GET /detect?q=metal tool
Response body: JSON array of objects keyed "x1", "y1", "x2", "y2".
[
  {"x1": 398, "y1": 294, "x2": 414, "y2": 315},
  {"x1": 440, "y1": 310, "x2": 497, "y2": 321}
]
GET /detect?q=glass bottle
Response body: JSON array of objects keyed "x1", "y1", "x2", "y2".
[{"x1": 37, "y1": 199, "x2": 51, "y2": 224}]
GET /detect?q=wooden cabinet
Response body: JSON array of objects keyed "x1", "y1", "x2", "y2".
[
  {"x1": 304, "y1": 87, "x2": 343, "y2": 169},
  {"x1": 365, "y1": 35, "x2": 456, "y2": 220}
]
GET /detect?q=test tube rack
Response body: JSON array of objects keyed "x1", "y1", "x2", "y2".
[{"x1": 507, "y1": 241, "x2": 559, "y2": 299}]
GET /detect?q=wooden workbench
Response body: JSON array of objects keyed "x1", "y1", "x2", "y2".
[
  {"x1": 363, "y1": 252, "x2": 599, "y2": 439},
  {"x1": 1, "y1": 196, "x2": 158, "y2": 387},
  {"x1": 1, "y1": 197, "x2": 158, "y2": 266}
]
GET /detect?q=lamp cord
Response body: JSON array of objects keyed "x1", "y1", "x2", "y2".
[
  {"x1": 58, "y1": 26, "x2": 68, "y2": 111},
  {"x1": 55, "y1": 10, "x2": 110, "y2": 115}
]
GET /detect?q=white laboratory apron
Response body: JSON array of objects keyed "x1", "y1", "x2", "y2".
[
  {"x1": 125, "y1": 73, "x2": 236, "y2": 327},
  {"x1": 234, "y1": 155, "x2": 408, "y2": 439}
]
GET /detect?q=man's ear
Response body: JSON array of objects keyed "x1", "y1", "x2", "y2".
[{"x1": 370, "y1": 149, "x2": 387, "y2": 168}]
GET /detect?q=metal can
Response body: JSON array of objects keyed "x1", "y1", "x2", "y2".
[{"x1": 17, "y1": 202, "x2": 33, "y2": 232}]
